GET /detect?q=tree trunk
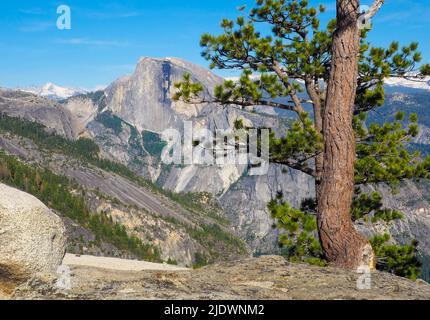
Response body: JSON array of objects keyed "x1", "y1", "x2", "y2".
[
  {"x1": 305, "y1": 79, "x2": 324, "y2": 208},
  {"x1": 317, "y1": 0, "x2": 375, "y2": 269},
  {"x1": 305, "y1": 78, "x2": 324, "y2": 200}
]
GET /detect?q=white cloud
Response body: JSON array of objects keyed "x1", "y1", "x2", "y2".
[
  {"x1": 85, "y1": 11, "x2": 142, "y2": 19},
  {"x1": 19, "y1": 21, "x2": 52, "y2": 32},
  {"x1": 56, "y1": 38, "x2": 130, "y2": 47},
  {"x1": 19, "y1": 8, "x2": 45, "y2": 15}
]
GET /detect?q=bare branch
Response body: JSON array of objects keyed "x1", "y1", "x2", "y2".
[
  {"x1": 363, "y1": 0, "x2": 385, "y2": 20},
  {"x1": 272, "y1": 61, "x2": 306, "y2": 114},
  {"x1": 184, "y1": 96, "x2": 301, "y2": 113}
]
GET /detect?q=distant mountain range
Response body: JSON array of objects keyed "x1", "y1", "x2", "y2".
[
  {"x1": 385, "y1": 76, "x2": 430, "y2": 91},
  {"x1": 226, "y1": 74, "x2": 430, "y2": 92},
  {"x1": 16, "y1": 83, "x2": 87, "y2": 101},
  {"x1": 5, "y1": 74, "x2": 430, "y2": 103}
]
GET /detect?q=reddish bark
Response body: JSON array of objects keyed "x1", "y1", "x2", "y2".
[{"x1": 317, "y1": 0, "x2": 375, "y2": 269}]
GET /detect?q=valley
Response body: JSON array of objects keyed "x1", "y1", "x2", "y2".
[{"x1": 0, "y1": 113, "x2": 247, "y2": 267}]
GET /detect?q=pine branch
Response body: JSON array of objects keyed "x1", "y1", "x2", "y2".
[
  {"x1": 183, "y1": 96, "x2": 303, "y2": 113},
  {"x1": 271, "y1": 158, "x2": 317, "y2": 177}
]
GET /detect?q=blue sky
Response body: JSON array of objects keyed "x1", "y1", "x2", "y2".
[{"x1": 0, "y1": 0, "x2": 429, "y2": 89}]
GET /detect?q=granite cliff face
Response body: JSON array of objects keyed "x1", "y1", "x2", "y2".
[
  {"x1": 62, "y1": 57, "x2": 293, "y2": 254},
  {"x1": 221, "y1": 165, "x2": 315, "y2": 252},
  {"x1": 104, "y1": 57, "x2": 222, "y2": 132}
]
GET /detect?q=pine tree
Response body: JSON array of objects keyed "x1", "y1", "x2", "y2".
[{"x1": 173, "y1": 0, "x2": 430, "y2": 270}]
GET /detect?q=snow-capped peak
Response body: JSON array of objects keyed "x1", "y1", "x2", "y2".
[
  {"x1": 384, "y1": 77, "x2": 430, "y2": 91},
  {"x1": 225, "y1": 73, "x2": 430, "y2": 91},
  {"x1": 20, "y1": 83, "x2": 88, "y2": 100}
]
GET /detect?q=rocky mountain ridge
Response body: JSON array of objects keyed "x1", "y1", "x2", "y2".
[{"x1": 9, "y1": 255, "x2": 430, "y2": 300}]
